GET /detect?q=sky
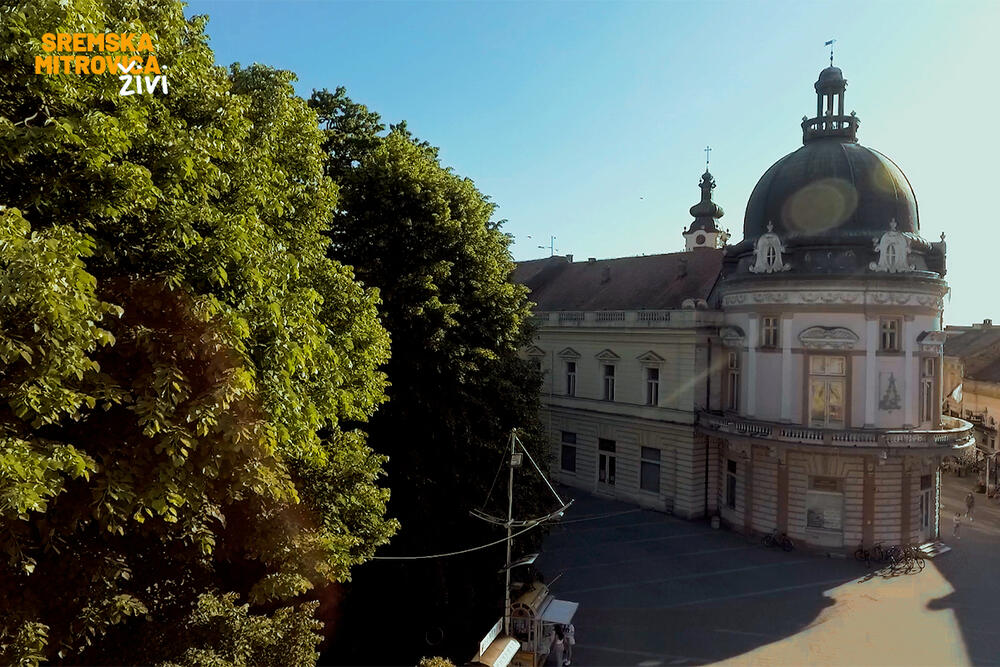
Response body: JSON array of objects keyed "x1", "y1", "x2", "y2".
[{"x1": 185, "y1": 0, "x2": 1000, "y2": 327}]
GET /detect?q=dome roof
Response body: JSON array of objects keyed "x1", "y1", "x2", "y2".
[
  {"x1": 743, "y1": 139, "x2": 919, "y2": 243},
  {"x1": 816, "y1": 66, "x2": 845, "y2": 89}
]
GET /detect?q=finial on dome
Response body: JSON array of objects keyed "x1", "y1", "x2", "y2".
[
  {"x1": 825, "y1": 39, "x2": 836, "y2": 67},
  {"x1": 766, "y1": 221, "x2": 774, "y2": 233},
  {"x1": 889, "y1": 218, "x2": 897, "y2": 231}
]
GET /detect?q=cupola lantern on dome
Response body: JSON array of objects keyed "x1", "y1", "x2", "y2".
[{"x1": 801, "y1": 66, "x2": 859, "y2": 143}]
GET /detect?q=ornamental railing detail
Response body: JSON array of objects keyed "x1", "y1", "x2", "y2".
[{"x1": 700, "y1": 413, "x2": 974, "y2": 450}]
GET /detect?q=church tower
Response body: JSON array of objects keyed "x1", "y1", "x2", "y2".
[{"x1": 683, "y1": 169, "x2": 729, "y2": 251}]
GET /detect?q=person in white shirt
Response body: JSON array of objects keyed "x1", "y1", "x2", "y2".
[{"x1": 563, "y1": 623, "x2": 575, "y2": 666}]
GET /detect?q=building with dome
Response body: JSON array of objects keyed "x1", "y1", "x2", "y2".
[{"x1": 514, "y1": 65, "x2": 974, "y2": 550}]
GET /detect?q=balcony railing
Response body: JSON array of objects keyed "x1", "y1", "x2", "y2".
[{"x1": 699, "y1": 413, "x2": 974, "y2": 451}]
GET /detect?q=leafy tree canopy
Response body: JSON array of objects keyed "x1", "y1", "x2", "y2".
[
  {"x1": 309, "y1": 89, "x2": 550, "y2": 664},
  {"x1": 0, "y1": 1, "x2": 394, "y2": 664}
]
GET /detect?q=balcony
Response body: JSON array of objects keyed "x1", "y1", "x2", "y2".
[{"x1": 699, "y1": 413, "x2": 975, "y2": 452}]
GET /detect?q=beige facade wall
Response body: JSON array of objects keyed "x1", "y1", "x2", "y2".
[{"x1": 545, "y1": 406, "x2": 706, "y2": 517}]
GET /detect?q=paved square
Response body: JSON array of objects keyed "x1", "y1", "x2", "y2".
[{"x1": 536, "y1": 474, "x2": 1000, "y2": 666}]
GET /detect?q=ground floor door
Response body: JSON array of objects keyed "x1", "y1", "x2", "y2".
[{"x1": 918, "y1": 476, "x2": 933, "y2": 542}]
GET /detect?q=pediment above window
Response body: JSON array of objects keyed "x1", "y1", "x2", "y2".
[
  {"x1": 799, "y1": 326, "x2": 859, "y2": 350},
  {"x1": 637, "y1": 350, "x2": 666, "y2": 364},
  {"x1": 916, "y1": 330, "x2": 947, "y2": 349},
  {"x1": 526, "y1": 345, "x2": 545, "y2": 358},
  {"x1": 557, "y1": 347, "x2": 581, "y2": 359},
  {"x1": 720, "y1": 326, "x2": 745, "y2": 348},
  {"x1": 595, "y1": 349, "x2": 621, "y2": 362}
]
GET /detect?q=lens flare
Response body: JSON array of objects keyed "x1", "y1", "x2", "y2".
[{"x1": 781, "y1": 178, "x2": 858, "y2": 234}]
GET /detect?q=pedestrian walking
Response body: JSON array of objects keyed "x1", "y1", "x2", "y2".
[
  {"x1": 564, "y1": 623, "x2": 575, "y2": 666},
  {"x1": 551, "y1": 625, "x2": 565, "y2": 667},
  {"x1": 966, "y1": 491, "x2": 975, "y2": 521},
  {"x1": 953, "y1": 511, "x2": 962, "y2": 539}
]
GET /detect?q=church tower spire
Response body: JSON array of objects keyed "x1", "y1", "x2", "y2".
[{"x1": 683, "y1": 166, "x2": 729, "y2": 251}]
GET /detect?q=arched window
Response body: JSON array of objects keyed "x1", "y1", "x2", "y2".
[{"x1": 765, "y1": 245, "x2": 777, "y2": 267}]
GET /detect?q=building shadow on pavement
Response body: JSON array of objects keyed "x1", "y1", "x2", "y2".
[
  {"x1": 924, "y1": 472, "x2": 1000, "y2": 666},
  {"x1": 535, "y1": 488, "x2": 868, "y2": 666}
]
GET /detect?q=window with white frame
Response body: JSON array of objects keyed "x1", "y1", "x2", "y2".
[
  {"x1": 809, "y1": 355, "x2": 846, "y2": 428},
  {"x1": 598, "y1": 438, "x2": 616, "y2": 486},
  {"x1": 640, "y1": 447, "x2": 660, "y2": 493},
  {"x1": 645, "y1": 367, "x2": 660, "y2": 406},
  {"x1": 920, "y1": 357, "x2": 936, "y2": 423},
  {"x1": 880, "y1": 318, "x2": 901, "y2": 352},
  {"x1": 565, "y1": 361, "x2": 577, "y2": 397},
  {"x1": 806, "y1": 476, "x2": 843, "y2": 531},
  {"x1": 725, "y1": 459, "x2": 737, "y2": 509},
  {"x1": 727, "y1": 352, "x2": 740, "y2": 411},
  {"x1": 603, "y1": 364, "x2": 616, "y2": 401},
  {"x1": 761, "y1": 316, "x2": 779, "y2": 348},
  {"x1": 560, "y1": 431, "x2": 577, "y2": 473}
]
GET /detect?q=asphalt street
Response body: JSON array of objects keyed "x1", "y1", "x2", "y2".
[{"x1": 535, "y1": 473, "x2": 999, "y2": 666}]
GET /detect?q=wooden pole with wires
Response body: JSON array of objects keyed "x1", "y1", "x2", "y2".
[{"x1": 504, "y1": 429, "x2": 516, "y2": 636}]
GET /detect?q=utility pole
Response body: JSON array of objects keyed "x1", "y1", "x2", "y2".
[{"x1": 504, "y1": 430, "x2": 521, "y2": 635}]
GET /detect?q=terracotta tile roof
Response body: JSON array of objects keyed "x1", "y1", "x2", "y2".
[
  {"x1": 944, "y1": 327, "x2": 1000, "y2": 383},
  {"x1": 944, "y1": 327, "x2": 1000, "y2": 359},
  {"x1": 512, "y1": 250, "x2": 723, "y2": 311}
]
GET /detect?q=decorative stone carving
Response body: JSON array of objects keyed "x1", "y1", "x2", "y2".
[
  {"x1": 722, "y1": 289, "x2": 944, "y2": 309},
  {"x1": 557, "y1": 346, "x2": 581, "y2": 359},
  {"x1": 526, "y1": 345, "x2": 545, "y2": 358},
  {"x1": 799, "y1": 326, "x2": 860, "y2": 350},
  {"x1": 720, "y1": 326, "x2": 746, "y2": 348},
  {"x1": 879, "y1": 372, "x2": 902, "y2": 412},
  {"x1": 870, "y1": 219, "x2": 915, "y2": 272},
  {"x1": 749, "y1": 222, "x2": 791, "y2": 273},
  {"x1": 636, "y1": 350, "x2": 666, "y2": 363},
  {"x1": 595, "y1": 348, "x2": 620, "y2": 361}
]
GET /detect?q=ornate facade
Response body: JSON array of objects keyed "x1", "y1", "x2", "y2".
[{"x1": 515, "y1": 65, "x2": 973, "y2": 551}]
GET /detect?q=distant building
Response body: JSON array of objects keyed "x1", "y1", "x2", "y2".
[
  {"x1": 515, "y1": 65, "x2": 974, "y2": 550},
  {"x1": 943, "y1": 320, "x2": 1000, "y2": 459}
]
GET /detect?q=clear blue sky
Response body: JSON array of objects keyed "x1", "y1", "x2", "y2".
[{"x1": 186, "y1": 0, "x2": 999, "y2": 327}]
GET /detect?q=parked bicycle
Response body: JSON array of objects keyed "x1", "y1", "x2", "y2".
[{"x1": 762, "y1": 529, "x2": 794, "y2": 551}]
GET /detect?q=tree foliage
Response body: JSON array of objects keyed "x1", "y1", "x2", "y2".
[
  {"x1": 309, "y1": 89, "x2": 549, "y2": 664},
  {"x1": 0, "y1": 1, "x2": 395, "y2": 663}
]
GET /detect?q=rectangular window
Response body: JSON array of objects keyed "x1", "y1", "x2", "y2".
[
  {"x1": 761, "y1": 316, "x2": 779, "y2": 348},
  {"x1": 880, "y1": 318, "x2": 901, "y2": 352},
  {"x1": 809, "y1": 355, "x2": 846, "y2": 428},
  {"x1": 640, "y1": 447, "x2": 661, "y2": 493},
  {"x1": 725, "y1": 459, "x2": 737, "y2": 509},
  {"x1": 646, "y1": 367, "x2": 660, "y2": 406},
  {"x1": 603, "y1": 364, "x2": 616, "y2": 401},
  {"x1": 598, "y1": 438, "x2": 616, "y2": 486},
  {"x1": 566, "y1": 361, "x2": 577, "y2": 397},
  {"x1": 727, "y1": 352, "x2": 740, "y2": 411},
  {"x1": 920, "y1": 357, "x2": 936, "y2": 423},
  {"x1": 529, "y1": 358, "x2": 542, "y2": 372},
  {"x1": 561, "y1": 445, "x2": 576, "y2": 472},
  {"x1": 806, "y1": 477, "x2": 843, "y2": 531},
  {"x1": 560, "y1": 431, "x2": 576, "y2": 473}
]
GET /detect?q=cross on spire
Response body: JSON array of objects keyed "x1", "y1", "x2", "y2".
[
  {"x1": 825, "y1": 39, "x2": 836, "y2": 66},
  {"x1": 704, "y1": 145, "x2": 712, "y2": 171}
]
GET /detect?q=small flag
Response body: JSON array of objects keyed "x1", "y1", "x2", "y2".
[{"x1": 825, "y1": 40, "x2": 835, "y2": 46}]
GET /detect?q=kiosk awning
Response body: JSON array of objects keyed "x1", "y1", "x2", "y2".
[{"x1": 539, "y1": 598, "x2": 578, "y2": 626}]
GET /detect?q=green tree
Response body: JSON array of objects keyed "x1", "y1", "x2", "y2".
[
  {"x1": 309, "y1": 90, "x2": 550, "y2": 664},
  {"x1": 0, "y1": 1, "x2": 394, "y2": 664}
]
